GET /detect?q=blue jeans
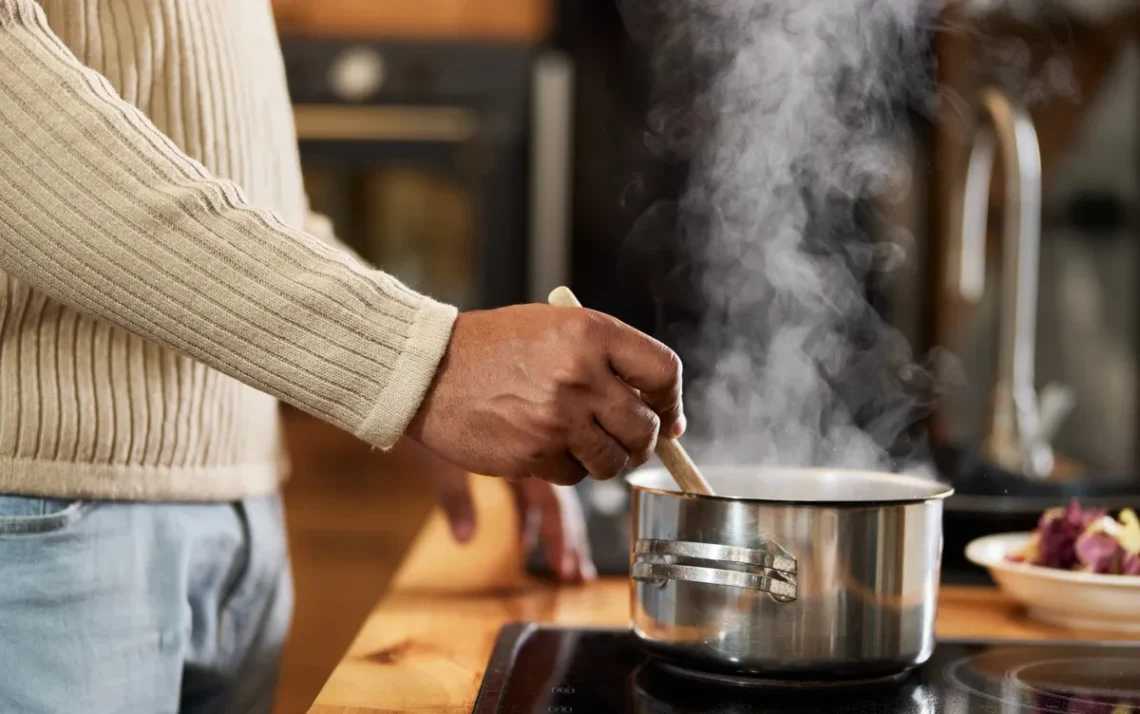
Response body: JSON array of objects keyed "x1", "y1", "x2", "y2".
[{"x1": 0, "y1": 493, "x2": 293, "y2": 714}]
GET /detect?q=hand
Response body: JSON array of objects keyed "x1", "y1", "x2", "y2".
[
  {"x1": 407, "y1": 304, "x2": 684, "y2": 486},
  {"x1": 425, "y1": 454, "x2": 596, "y2": 582}
]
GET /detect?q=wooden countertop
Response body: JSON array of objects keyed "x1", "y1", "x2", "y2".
[{"x1": 306, "y1": 477, "x2": 1139, "y2": 714}]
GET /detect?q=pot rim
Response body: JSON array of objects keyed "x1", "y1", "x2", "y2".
[{"x1": 626, "y1": 465, "x2": 954, "y2": 507}]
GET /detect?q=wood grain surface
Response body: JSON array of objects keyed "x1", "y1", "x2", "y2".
[
  {"x1": 271, "y1": 0, "x2": 552, "y2": 42},
  {"x1": 306, "y1": 477, "x2": 1140, "y2": 714}
]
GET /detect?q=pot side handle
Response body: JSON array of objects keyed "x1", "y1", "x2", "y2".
[{"x1": 631, "y1": 538, "x2": 798, "y2": 603}]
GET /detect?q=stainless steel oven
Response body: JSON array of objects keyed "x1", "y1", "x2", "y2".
[{"x1": 280, "y1": 37, "x2": 573, "y2": 310}]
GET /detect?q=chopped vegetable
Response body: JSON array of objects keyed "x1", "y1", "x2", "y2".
[
  {"x1": 1119, "y1": 509, "x2": 1140, "y2": 554},
  {"x1": 1008, "y1": 499, "x2": 1140, "y2": 576},
  {"x1": 1032, "y1": 500, "x2": 1104, "y2": 570},
  {"x1": 1076, "y1": 528, "x2": 1123, "y2": 574}
]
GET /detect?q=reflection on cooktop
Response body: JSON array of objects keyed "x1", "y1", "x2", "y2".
[{"x1": 471, "y1": 625, "x2": 1140, "y2": 714}]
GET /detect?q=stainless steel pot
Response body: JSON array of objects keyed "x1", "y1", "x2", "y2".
[{"x1": 628, "y1": 466, "x2": 953, "y2": 678}]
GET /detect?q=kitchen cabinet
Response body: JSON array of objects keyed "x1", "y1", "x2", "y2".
[
  {"x1": 271, "y1": 0, "x2": 552, "y2": 42},
  {"x1": 273, "y1": 412, "x2": 438, "y2": 714}
]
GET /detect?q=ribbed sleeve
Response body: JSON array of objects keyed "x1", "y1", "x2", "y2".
[{"x1": 0, "y1": 0, "x2": 457, "y2": 453}]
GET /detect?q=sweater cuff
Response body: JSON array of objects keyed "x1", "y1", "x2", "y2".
[{"x1": 356, "y1": 295, "x2": 458, "y2": 449}]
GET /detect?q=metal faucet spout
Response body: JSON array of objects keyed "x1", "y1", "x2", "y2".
[{"x1": 956, "y1": 87, "x2": 1070, "y2": 479}]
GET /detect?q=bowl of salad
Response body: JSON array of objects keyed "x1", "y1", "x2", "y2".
[{"x1": 965, "y1": 500, "x2": 1140, "y2": 631}]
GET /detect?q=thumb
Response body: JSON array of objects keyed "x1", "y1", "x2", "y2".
[{"x1": 434, "y1": 469, "x2": 476, "y2": 543}]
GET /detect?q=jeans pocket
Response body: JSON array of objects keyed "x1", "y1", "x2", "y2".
[{"x1": 0, "y1": 494, "x2": 90, "y2": 535}]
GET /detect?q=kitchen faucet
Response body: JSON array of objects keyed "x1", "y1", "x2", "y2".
[{"x1": 956, "y1": 86, "x2": 1074, "y2": 479}]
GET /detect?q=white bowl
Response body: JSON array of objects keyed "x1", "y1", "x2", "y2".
[{"x1": 965, "y1": 532, "x2": 1140, "y2": 632}]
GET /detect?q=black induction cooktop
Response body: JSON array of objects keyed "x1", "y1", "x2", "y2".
[{"x1": 472, "y1": 624, "x2": 1140, "y2": 714}]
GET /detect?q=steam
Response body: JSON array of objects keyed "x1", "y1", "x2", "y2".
[{"x1": 620, "y1": 0, "x2": 950, "y2": 475}]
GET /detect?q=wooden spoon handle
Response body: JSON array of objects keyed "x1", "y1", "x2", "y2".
[
  {"x1": 653, "y1": 436, "x2": 716, "y2": 496},
  {"x1": 546, "y1": 286, "x2": 715, "y2": 496}
]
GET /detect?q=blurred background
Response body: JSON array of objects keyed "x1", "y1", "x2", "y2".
[{"x1": 268, "y1": 0, "x2": 1140, "y2": 710}]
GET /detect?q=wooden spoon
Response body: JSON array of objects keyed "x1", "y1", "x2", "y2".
[{"x1": 547, "y1": 286, "x2": 716, "y2": 496}]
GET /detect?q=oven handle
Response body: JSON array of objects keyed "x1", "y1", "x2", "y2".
[{"x1": 292, "y1": 105, "x2": 479, "y2": 143}]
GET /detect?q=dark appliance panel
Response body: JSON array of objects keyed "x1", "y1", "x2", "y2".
[{"x1": 281, "y1": 38, "x2": 572, "y2": 310}]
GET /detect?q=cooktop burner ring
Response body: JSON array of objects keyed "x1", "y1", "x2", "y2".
[
  {"x1": 945, "y1": 652, "x2": 1140, "y2": 713},
  {"x1": 649, "y1": 660, "x2": 913, "y2": 691},
  {"x1": 1008, "y1": 657, "x2": 1140, "y2": 711}
]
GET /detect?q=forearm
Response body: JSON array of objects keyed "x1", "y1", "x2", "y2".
[{"x1": 0, "y1": 0, "x2": 455, "y2": 447}]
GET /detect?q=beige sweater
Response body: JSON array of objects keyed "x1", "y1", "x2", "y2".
[{"x1": 0, "y1": 0, "x2": 458, "y2": 501}]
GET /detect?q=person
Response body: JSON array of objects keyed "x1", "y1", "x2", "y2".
[{"x1": 0, "y1": 1, "x2": 685, "y2": 712}]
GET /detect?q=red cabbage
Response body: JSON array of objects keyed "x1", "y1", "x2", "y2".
[
  {"x1": 1005, "y1": 500, "x2": 1140, "y2": 576},
  {"x1": 1075, "y1": 530, "x2": 1125, "y2": 574},
  {"x1": 1034, "y1": 500, "x2": 1105, "y2": 570}
]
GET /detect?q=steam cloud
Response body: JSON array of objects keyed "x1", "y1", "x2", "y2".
[{"x1": 619, "y1": 0, "x2": 952, "y2": 476}]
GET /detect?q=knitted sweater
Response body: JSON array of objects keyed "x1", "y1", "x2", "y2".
[{"x1": 0, "y1": 0, "x2": 458, "y2": 501}]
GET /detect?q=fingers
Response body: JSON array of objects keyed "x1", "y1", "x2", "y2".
[
  {"x1": 536, "y1": 454, "x2": 589, "y2": 487},
  {"x1": 558, "y1": 484, "x2": 597, "y2": 582},
  {"x1": 509, "y1": 478, "x2": 540, "y2": 553},
  {"x1": 594, "y1": 380, "x2": 659, "y2": 469},
  {"x1": 599, "y1": 319, "x2": 686, "y2": 438},
  {"x1": 532, "y1": 481, "x2": 568, "y2": 579},
  {"x1": 524, "y1": 480, "x2": 596, "y2": 582},
  {"x1": 567, "y1": 421, "x2": 629, "y2": 481},
  {"x1": 430, "y1": 467, "x2": 475, "y2": 543}
]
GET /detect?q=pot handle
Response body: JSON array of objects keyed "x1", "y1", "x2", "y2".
[
  {"x1": 634, "y1": 538, "x2": 797, "y2": 575},
  {"x1": 631, "y1": 538, "x2": 798, "y2": 602},
  {"x1": 631, "y1": 562, "x2": 797, "y2": 601}
]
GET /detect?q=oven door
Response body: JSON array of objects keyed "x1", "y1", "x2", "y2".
[{"x1": 295, "y1": 103, "x2": 526, "y2": 310}]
